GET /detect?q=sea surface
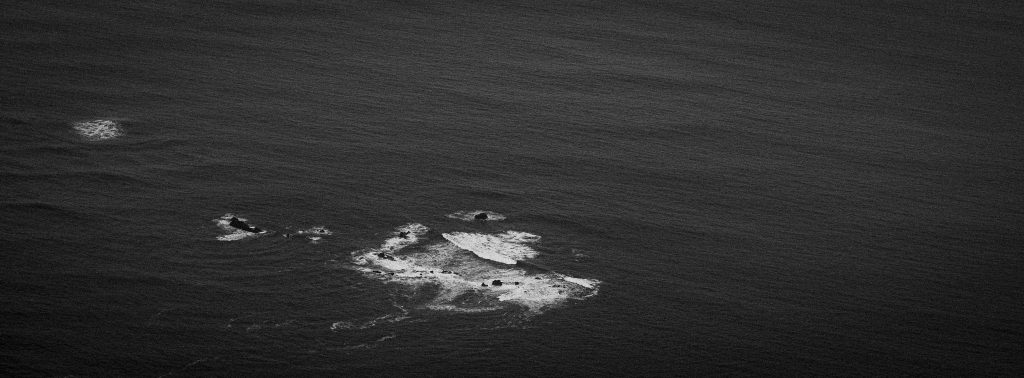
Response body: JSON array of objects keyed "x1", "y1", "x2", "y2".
[{"x1": 2, "y1": 0, "x2": 1023, "y2": 376}]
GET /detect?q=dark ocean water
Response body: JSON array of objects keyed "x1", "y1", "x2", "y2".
[{"x1": 2, "y1": 0, "x2": 1023, "y2": 376}]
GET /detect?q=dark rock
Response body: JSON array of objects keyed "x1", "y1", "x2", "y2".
[
  {"x1": 491, "y1": 280, "x2": 503, "y2": 286},
  {"x1": 481, "y1": 283, "x2": 488, "y2": 287},
  {"x1": 514, "y1": 282, "x2": 521, "y2": 285},
  {"x1": 441, "y1": 270, "x2": 453, "y2": 274},
  {"x1": 229, "y1": 217, "x2": 262, "y2": 233},
  {"x1": 399, "y1": 231, "x2": 410, "y2": 237},
  {"x1": 474, "y1": 212, "x2": 488, "y2": 220}
]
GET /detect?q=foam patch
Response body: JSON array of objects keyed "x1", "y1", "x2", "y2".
[
  {"x1": 349, "y1": 224, "x2": 599, "y2": 313},
  {"x1": 296, "y1": 226, "x2": 332, "y2": 243},
  {"x1": 73, "y1": 119, "x2": 123, "y2": 141},
  {"x1": 442, "y1": 231, "x2": 540, "y2": 264}
]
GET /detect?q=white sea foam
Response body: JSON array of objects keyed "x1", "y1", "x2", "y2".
[
  {"x1": 330, "y1": 313, "x2": 408, "y2": 331},
  {"x1": 73, "y1": 119, "x2": 123, "y2": 141},
  {"x1": 442, "y1": 231, "x2": 539, "y2": 264},
  {"x1": 213, "y1": 213, "x2": 265, "y2": 241},
  {"x1": 380, "y1": 223, "x2": 429, "y2": 251},
  {"x1": 559, "y1": 276, "x2": 598, "y2": 289},
  {"x1": 499, "y1": 231, "x2": 541, "y2": 243},
  {"x1": 296, "y1": 226, "x2": 332, "y2": 236},
  {"x1": 350, "y1": 226, "x2": 599, "y2": 313},
  {"x1": 295, "y1": 226, "x2": 331, "y2": 243},
  {"x1": 446, "y1": 210, "x2": 506, "y2": 221},
  {"x1": 351, "y1": 223, "x2": 428, "y2": 270}
]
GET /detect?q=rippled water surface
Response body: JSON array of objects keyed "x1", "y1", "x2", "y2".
[{"x1": 2, "y1": 0, "x2": 1022, "y2": 376}]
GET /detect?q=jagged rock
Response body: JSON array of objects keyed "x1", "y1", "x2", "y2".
[{"x1": 229, "y1": 217, "x2": 262, "y2": 233}]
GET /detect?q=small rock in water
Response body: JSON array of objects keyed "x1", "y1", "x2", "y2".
[
  {"x1": 474, "y1": 212, "x2": 488, "y2": 220},
  {"x1": 491, "y1": 280, "x2": 503, "y2": 286},
  {"x1": 229, "y1": 217, "x2": 262, "y2": 233}
]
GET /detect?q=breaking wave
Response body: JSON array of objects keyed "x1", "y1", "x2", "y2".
[
  {"x1": 441, "y1": 231, "x2": 540, "y2": 264},
  {"x1": 349, "y1": 223, "x2": 599, "y2": 313}
]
